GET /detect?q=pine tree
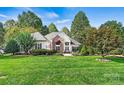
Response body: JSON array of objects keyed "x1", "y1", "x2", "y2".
[
  {"x1": 48, "y1": 23, "x2": 58, "y2": 33},
  {"x1": 61, "y1": 27, "x2": 70, "y2": 36},
  {"x1": 18, "y1": 11, "x2": 43, "y2": 31},
  {"x1": 41, "y1": 25, "x2": 49, "y2": 35},
  {"x1": 70, "y1": 11, "x2": 90, "y2": 43}
]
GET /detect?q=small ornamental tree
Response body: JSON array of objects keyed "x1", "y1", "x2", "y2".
[
  {"x1": 5, "y1": 39, "x2": 20, "y2": 55},
  {"x1": 17, "y1": 32, "x2": 35, "y2": 54}
]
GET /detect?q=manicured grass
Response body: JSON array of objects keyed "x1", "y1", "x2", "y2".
[{"x1": 0, "y1": 55, "x2": 124, "y2": 85}]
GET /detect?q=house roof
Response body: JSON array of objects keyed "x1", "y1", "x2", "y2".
[
  {"x1": 70, "y1": 38, "x2": 81, "y2": 45},
  {"x1": 31, "y1": 32, "x2": 47, "y2": 41},
  {"x1": 45, "y1": 32, "x2": 69, "y2": 41},
  {"x1": 45, "y1": 32, "x2": 80, "y2": 45}
]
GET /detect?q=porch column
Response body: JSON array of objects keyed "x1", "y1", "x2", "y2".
[{"x1": 69, "y1": 42, "x2": 72, "y2": 52}]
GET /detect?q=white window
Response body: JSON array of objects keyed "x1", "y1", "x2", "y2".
[
  {"x1": 39, "y1": 43, "x2": 42, "y2": 49},
  {"x1": 35, "y1": 43, "x2": 42, "y2": 49},
  {"x1": 65, "y1": 42, "x2": 69, "y2": 45}
]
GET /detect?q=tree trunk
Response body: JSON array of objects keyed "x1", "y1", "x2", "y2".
[
  {"x1": 25, "y1": 50, "x2": 28, "y2": 55},
  {"x1": 13, "y1": 52, "x2": 15, "y2": 55},
  {"x1": 101, "y1": 50, "x2": 105, "y2": 58}
]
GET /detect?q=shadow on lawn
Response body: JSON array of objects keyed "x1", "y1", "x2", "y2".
[
  {"x1": 0, "y1": 55, "x2": 29, "y2": 60},
  {"x1": 107, "y1": 56, "x2": 124, "y2": 63}
]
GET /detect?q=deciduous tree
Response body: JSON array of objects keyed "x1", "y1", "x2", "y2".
[
  {"x1": 16, "y1": 32, "x2": 36, "y2": 54},
  {"x1": 96, "y1": 21, "x2": 122, "y2": 57}
]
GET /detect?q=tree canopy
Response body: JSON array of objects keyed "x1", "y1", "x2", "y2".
[
  {"x1": 70, "y1": 11, "x2": 90, "y2": 43},
  {"x1": 18, "y1": 11, "x2": 43, "y2": 31},
  {"x1": 5, "y1": 39, "x2": 20, "y2": 55},
  {"x1": 16, "y1": 32, "x2": 36, "y2": 54},
  {"x1": 4, "y1": 19, "x2": 17, "y2": 28},
  {"x1": 0, "y1": 22, "x2": 5, "y2": 45},
  {"x1": 41, "y1": 25, "x2": 49, "y2": 35},
  {"x1": 61, "y1": 27, "x2": 70, "y2": 36},
  {"x1": 96, "y1": 21, "x2": 123, "y2": 57},
  {"x1": 48, "y1": 23, "x2": 58, "y2": 33}
]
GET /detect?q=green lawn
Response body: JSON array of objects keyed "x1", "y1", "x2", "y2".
[{"x1": 0, "y1": 55, "x2": 124, "y2": 85}]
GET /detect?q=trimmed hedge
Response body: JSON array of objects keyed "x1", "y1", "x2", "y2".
[{"x1": 30, "y1": 49, "x2": 57, "y2": 55}]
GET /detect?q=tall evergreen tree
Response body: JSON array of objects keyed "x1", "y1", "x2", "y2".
[
  {"x1": 61, "y1": 27, "x2": 70, "y2": 36},
  {"x1": 48, "y1": 23, "x2": 58, "y2": 33},
  {"x1": 41, "y1": 25, "x2": 49, "y2": 35},
  {"x1": 4, "y1": 19, "x2": 17, "y2": 28},
  {"x1": 18, "y1": 11, "x2": 43, "y2": 31},
  {"x1": 70, "y1": 11, "x2": 90, "y2": 43}
]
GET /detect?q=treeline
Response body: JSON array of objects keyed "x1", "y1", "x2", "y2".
[
  {"x1": 0, "y1": 10, "x2": 124, "y2": 57},
  {"x1": 0, "y1": 11, "x2": 69, "y2": 45},
  {"x1": 71, "y1": 11, "x2": 124, "y2": 57}
]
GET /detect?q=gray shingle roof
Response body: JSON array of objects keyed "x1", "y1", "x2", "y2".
[{"x1": 31, "y1": 32, "x2": 47, "y2": 41}]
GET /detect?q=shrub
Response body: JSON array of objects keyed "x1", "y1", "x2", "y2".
[
  {"x1": 72, "y1": 52, "x2": 80, "y2": 56},
  {"x1": 109, "y1": 48, "x2": 123, "y2": 55},
  {"x1": 87, "y1": 47, "x2": 95, "y2": 55},
  {"x1": 5, "y1": 39, "x2": 20, "y2": 55},
  {"x1": 30, "y1": 49, "x2": 57, "y2": 55},
  {"x1": 79, "y1": 46, "x2": 89, "y2": 56}
]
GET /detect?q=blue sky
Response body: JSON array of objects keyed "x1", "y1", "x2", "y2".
[{"x1": 0, "y1": 7, "x2": 124, "y2": 30}]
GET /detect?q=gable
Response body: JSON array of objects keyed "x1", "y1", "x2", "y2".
[
  {"x1": 45, "y1": 32, "x2": 80, "y2": 45},
  {"x1": 31, "y1": 32, "x2": 47, "y2": 41},
  {"x1": 52, "y1": 35, "x2": 64, "y2": 43}
]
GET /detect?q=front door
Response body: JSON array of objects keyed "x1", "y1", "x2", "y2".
[
  {"x1": 65, "y1": 47, "x2": 70, "y2": 53},
  {"x1": 52, "y1": 35, "x2": 64, "y2": 52},
  {"x1": 55, "y1": 40, "x2": 63, "y2": 52},
  {"x1": 56, "y1": 45, "x2": 60, "y2": 51}
]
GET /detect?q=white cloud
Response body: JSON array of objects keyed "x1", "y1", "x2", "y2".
[
  {"x1": 54, "y1": 19, "x2": 71, "y2": 30},
  {"x1": 46, "y1": 12, "x2": 59, "y2": 19},
  {"x1": 0, "y1": 14, "x2": 8, "y2": 18},
  {"x1": 56, "y1": 19, "x2": 71, "y2": 24}
]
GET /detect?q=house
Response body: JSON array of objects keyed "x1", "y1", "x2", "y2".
[{"x1": 31, "y1": 32, "x2": 80, "y2": 53}]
